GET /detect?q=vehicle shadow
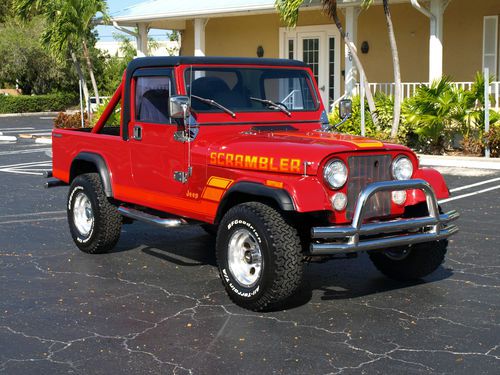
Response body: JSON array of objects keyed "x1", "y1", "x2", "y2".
[{"x1": 115, "y1": 224, "x2": 454, "y2": 310}]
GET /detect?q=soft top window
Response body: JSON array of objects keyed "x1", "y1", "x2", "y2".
[
  {"x1": 184, "y1": 67, "x2": 319, "y2": 113},
  {"x1": 135, "y1": 76, "x2": 172, "y2": 124}
]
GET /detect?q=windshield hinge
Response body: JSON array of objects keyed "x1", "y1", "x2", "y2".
[{"x1": 173, "y1": 167, "x2": 192, "y2": 184}]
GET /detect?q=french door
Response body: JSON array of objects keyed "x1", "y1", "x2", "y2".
[{"x1": 280, "y1": 25, "x2": 341, "y2": 109}]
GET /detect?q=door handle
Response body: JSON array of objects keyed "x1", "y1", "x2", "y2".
[{"x1": 133, "y1": 125, "x2": 142, "y2": 140}]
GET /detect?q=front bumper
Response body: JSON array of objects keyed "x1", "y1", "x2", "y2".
[{"x1": 310, "y1": 179, "x2": 459, "y2": 255}]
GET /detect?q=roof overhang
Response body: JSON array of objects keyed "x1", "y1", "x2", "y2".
[{"x1": 108, "y1": 0, "x2": 413, "y2": 29}]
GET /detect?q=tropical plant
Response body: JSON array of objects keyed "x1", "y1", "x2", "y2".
[
  {"x1": 14, "y1": 0, "x2": 108, "y2": 107},
  {"x1": 0, "y1": 17, "x2": 77, "y2": 94},
  {"x1": 275, "y1": 0, "x2": 379, "y2": 125},
  {"x1": 404, "y1": 78, "x2": 461, "y2": 153},
  {"x1": 361, "y1": 0, "x2": 401, "y2": 139}
]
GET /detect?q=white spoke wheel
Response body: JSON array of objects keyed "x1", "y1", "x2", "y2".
[
  {"x1": 67, "y1": 173, "x2": 122, "y2": 254},
  {"x1": 216, "y1": 202, "x2": 303, "y2": 312}
]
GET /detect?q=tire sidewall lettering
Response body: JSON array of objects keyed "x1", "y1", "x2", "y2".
[{"x1": 221, "y1": 219, "x2": 266, "y2": 299}]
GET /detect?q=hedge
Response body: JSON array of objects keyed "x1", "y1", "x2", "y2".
[{"x1": 0, "y1": 93, "x2": 78, "y2": 114}]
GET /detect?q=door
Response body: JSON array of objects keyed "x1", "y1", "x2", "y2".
[
  {"x1": 128, "y1": 70, "x2": 187, "y2": 203},
  {"x1": 280, "y1": 25, "x2": 340, "y2": 109}
]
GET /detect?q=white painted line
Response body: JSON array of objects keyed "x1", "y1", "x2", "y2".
[
  {"x1": 0, "y1": 210, "x2": 65, "y2": 219},
  {"x1": 0, "y1": 169, "x2": 46, "y2": 175},
  {"x1": 0, "y1": 161, "x2": 52, "y2": 168},
  {"x1": 439, "y1": 184, "x2": 500, "y2": 203},
  {"x1": 0, "y1": 216, "x2": 66, "y2": 225},
  {"x1": 0, "y1": 135, "x2": 17, "y2": 142},
  {"x1": 449, "y1": 177, "x2": 500, "y2": 193},
  {"x1": 0, "y1": 148, "x2": 51, "y2": 156},
  {"x1": 39, "y1": 117, "x2": 56, "y2": 120}
]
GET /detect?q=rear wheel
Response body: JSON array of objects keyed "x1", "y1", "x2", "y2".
[
  {"x1": 216, "y1": 202, "x2": 303, "y2": 311},
  {"x1": 369, "y1": 203, "x2": 447, "y2": 281},
  {"x1": 67, "y1": 173, "x2": 122, "y2": 254}
]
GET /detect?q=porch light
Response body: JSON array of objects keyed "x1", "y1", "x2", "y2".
[{"x1": 257, "y1": 46, "x2": 264, "y2": 58}]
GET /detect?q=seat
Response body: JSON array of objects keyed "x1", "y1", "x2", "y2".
[{"x1": 138, "y1": 89, "x2": 169, "y2": 123}]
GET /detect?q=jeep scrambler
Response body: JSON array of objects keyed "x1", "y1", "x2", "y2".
[{"x1": 48, "y1": 57, "x2": 459, "y2": 311}]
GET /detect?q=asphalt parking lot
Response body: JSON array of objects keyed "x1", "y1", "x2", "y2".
[{"x1": 0, "y1": 115, "x2": 499, "y2": 374}]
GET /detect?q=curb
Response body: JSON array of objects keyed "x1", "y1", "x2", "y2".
[
  {"x1": 419, "y1": 154, "x2": 500, "y2": 170},
  {"x1": 0, "y1": 110, "x2": 78, "y2": 118},
  {"x1": 35, "y1": 137, "x2": 52, "y2": 145}
]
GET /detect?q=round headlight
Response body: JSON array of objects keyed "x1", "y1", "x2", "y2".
[
  {"x1": 323, "y1": 159, "x2": 348, "y2": 189},
  {"x1": 392, "y1": 156, "x2": 413, "y2": 180}
]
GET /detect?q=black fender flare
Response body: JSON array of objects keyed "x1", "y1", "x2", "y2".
[
  {"x1": 215, "y1": 181, "x2": 296, "y2": 223},
  {"x1": 70, "y1": 152, "x2": 113, "y2": 197}
]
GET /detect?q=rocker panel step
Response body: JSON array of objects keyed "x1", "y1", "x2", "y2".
[{"x1": 118, "y1": 206, "x2": 188, "y2": 228}]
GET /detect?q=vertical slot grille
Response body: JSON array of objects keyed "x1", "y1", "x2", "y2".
[{"x1": 346, "y1": 155, "x2": 392, "y2": 220}]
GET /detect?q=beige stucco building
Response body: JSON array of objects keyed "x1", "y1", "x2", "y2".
[{"x1": 110, "y1": 0, "x2": 500, "y2": 107}]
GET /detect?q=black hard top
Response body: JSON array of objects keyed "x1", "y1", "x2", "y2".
[{"x1": 126, "y1": 56, "x2": 308, "y2": 71}]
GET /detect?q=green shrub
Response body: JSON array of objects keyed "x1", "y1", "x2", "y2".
[
  {"x1": 0, "y1": 92, "x2": 77, "y2": 114},
  {"x1": 485, "y1": 122, "x2": 500, "y2": 157},
  {"x1": 90, "y1": 99, "x2": 121, "y2": 127}
]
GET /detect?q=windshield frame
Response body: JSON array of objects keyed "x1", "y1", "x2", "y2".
[{"x1": 180, "y1": 65, "x2": 321, "y2": 115}]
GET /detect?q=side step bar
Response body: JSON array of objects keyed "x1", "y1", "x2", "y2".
[{"x1": 118, "y1": 206, "x2": 188, "y2": 228}]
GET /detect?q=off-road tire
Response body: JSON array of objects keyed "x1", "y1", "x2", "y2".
[
  {"x1": 67, "y1": 173, "x2": 122, "y2": 254},
  {"x1": 216, "y1": 202, "x2": 303, "y2": 311},
  {"x1": 369, "y1": 203, "x2": 448, "y2": 281}
]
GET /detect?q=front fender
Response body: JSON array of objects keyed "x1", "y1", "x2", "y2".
[{"x1": 407, "y1": 168, "x2": 450, "y2": 205}]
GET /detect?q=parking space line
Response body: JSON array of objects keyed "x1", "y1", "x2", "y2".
[
  {"x1": 439, "y1": 184, "x2": 500, "y2": 203},
  {"x1": 0, "y1": 161, "x2": 51, "y2": 169},
  {"x1": 0, "y1": 217, "x2": 66, "y2": 225},
  {"x1": 450, "y1": 177, "x2": 500, "y2": 193},
  {"x1": 0, "y1": 210, "x2": 65, "y2": 219}
]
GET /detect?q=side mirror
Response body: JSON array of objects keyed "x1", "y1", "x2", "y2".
[
  {"x1": 169, "y1": 95, "x2": 190, "y2": 119},
  {"x1": 339, "y1": 99, "x2": 352, "y2": 119}
]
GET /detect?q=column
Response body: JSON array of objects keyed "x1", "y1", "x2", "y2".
[
  {"x1": 345, "y1": 6, "x2": 360, "y2": 97},
  {"x1": 429, "y1": 0, "x2": 444, "y2": 82},
  {"x1": 194, "y1": 18, "x2": 207, "y2": 57},
  {"x1": 136, "y1": 23, "x2": 149, "y2": 57}
]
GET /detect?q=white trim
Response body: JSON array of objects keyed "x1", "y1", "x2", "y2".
[
  {"x1": 483, "y1": 16, "x2": 499, "y2": 80},
  {"x1": 279, "y1": 25, "x2": 341, "y2": 106}
]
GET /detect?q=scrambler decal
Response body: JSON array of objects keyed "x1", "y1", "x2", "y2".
[{"x1": 210, "y1": 152, "x2": 301, "y2": 173}]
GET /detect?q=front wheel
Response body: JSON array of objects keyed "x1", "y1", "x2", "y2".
[
  {"x1": 67, "y1": 173, "x2": 122, "y2": 254},
  {"x1": 369, "y1": 203, "x2": 449, "y2": 281},
  {"x1": 216, "y1": 202, "x2": 303, "y2": 311},
  {"x1": 368, "y1": 240, "x2": 448, "y2": 281}
]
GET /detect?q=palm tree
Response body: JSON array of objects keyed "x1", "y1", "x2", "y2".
[
  {"x1": 275, "y1": 0, "x2": 379, "y2": 126},
  {"x1": 14, "y1": 0, "x2": 107, "y2": 106},
  {"x1": 362, "y1": 0, "x2": 401, "y2": 139}
]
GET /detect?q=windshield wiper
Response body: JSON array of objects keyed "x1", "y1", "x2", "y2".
[
  {"x1": 250, "y1": 97, "x2": 291, "y2": 117},
  {"x1": 191, "y1": 95, "x2": 236, "y2": 118}
]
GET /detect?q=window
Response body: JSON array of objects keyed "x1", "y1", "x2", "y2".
[
  {"x1": 184, "y1": 67, "x2": 319, "y2": 113},
  {"x1": 483, "y1": 16, "x2": 499, "y2": 79},
  {"x1": 135, "y1": 76, "x2": 172, "y2": 124}
]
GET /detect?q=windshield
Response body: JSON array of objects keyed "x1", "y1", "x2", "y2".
[{"x1": 184, "y1": 67, "x2": 319, "y2": 113}]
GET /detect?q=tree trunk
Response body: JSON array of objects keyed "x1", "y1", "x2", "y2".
[
  {"x1": 70, "y1": 49, "x2": 90, "y2": 112},
  {"x1": 383, "y1": 0, "x2": 401, "y2": 140},
  {"x1": 327, "y1": 4, "x2": 378, "y2": 126},
  {"x1": 82, "y1": 39, "x2": 100, "y2": 106}
]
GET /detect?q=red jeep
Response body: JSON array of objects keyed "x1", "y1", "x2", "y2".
[{"x1": 48, "y1": 57, "x2": 459, "y2": 311}]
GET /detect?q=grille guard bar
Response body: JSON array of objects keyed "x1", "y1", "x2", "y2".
[{"x1": 310, "y1": 179, "x2": 459, "y2": 255}]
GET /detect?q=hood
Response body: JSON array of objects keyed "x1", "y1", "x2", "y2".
[{"x1": 207, "y1": 127, "x2": 410, "y2": 175}]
